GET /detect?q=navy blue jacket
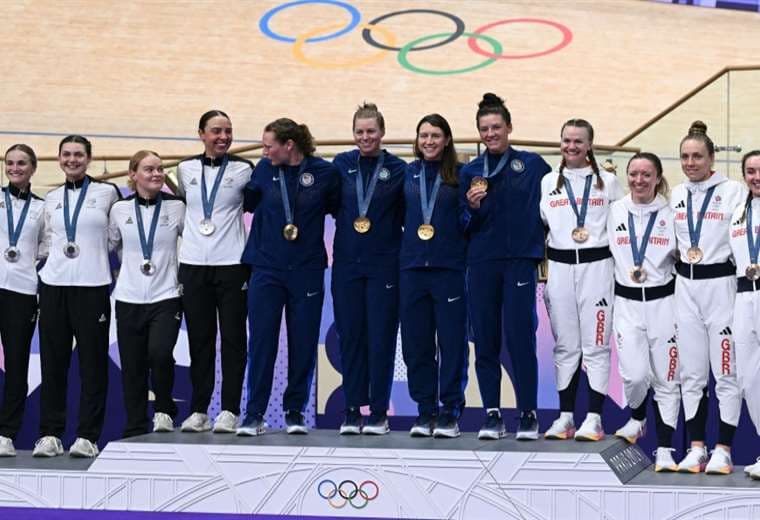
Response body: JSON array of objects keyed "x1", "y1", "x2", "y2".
[
  {"x1": 332, "y1": 149, "x2": 406, "y2": 268},
  {"x1": 400, "y1": 160, "x2": 467, "y2": 271},
  {"x1": 242, "y1": 156, "x2": 340, "y2": 270},
  {"x1": 459, "y1": 147, "x2": 551, "y2": 263}
]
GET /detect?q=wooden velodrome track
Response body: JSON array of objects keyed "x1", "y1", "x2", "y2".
[{"x1": 1, "y1": 0, "x2": 759, "y2": 192}]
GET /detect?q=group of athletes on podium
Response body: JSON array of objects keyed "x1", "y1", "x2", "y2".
[{"x1": 1, "y1": 93, "x2": 759, "y2": 478}]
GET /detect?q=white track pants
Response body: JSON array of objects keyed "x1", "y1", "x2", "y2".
[
  {"x1": 675, "y1": 276, "x2": 741, "y2": 426},
  {"x1": 613, "y1": 294, "x2": 680, "y2": 428},
  {"x1": 734, "y1": 290, "x2": 760, "y2": 436},
  {"x1": 544, "y1": 258, "x2": 614, "y2": 394}
]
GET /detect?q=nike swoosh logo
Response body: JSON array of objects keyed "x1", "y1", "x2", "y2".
[
  {"x1": 272, "y1": 176, "x2": 278, "y2": 181},
  {"x1": 385, "y1": 284, "x2": 395, "y2": 289},
  {"x1": 517, "y1": 281, "x2": 530, "y2": 287},
  {"x1": 307, "y1": 291, "x2": 320, "y2": 297},
  {"x1": 447, "y1": 296, "x2": 461, "y2": 303},
  {"x1": 413, "y1": 174, "x2": 421, "y2": 178},
  {"x1": 348, "y1": 169, "x2": 357, "y2": 173}
]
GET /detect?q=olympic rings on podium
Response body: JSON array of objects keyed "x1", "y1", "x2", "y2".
[
  {"x1": 259, "y1": 1, "x2": 573, "y2": 75},
  {"x1": 317, "y1": 479, "x2": 380, "y2": 509}
]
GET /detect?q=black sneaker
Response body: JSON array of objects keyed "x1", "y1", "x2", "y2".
[
  {"x1": 339, "y1": 407, "x2": 362, "y2": 435},
  {"x1": 236, "y1": 413, "x2": 266, "y2": 436},
  {"x1": 433, "y1": 410, "x2": 460, "y2": 438},
  {"x1": 410, "y1": 413, "x2": 435, "y2": 437},
  {"x1": 363, "y1": 412, "x2": 389, "y2": 435},
  {"x1": 478, "y1": 410, "x2": 506, "y2": 440},
  {"x1": 516, "y1": 410, "x2": 539, "y2": 440},
  {"x1": 285, "y1": 410, "x2": 308, "y2": 434}
]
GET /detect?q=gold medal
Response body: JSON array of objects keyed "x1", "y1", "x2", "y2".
[
  {"x1": 686, "y1": 246, "x2": 703, "y2": 264},
  {"x1": 417, "y1": 224, "x2": 435, "y2": 241},
  {"x1": 470, "y1": 176, "x2": 488, "y2": 191},
  {"x1": 571, "y1": 227, "x2": 589, "y2": 243},
  {"x1": 283, "y1": 223, "x2": 299, "y2": 241},
  {"x1": 353, "y1": 216, "x2": 371, "y2": 233},
  {"x1": 746, "y1": 263, "x2": 760, "y2": 281},
  {"x1": 630, "y1": 266, "x2": 647, "y2": 284}
]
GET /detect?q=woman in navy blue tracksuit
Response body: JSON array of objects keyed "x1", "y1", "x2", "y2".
[
  {"x1": 332, "y1": 103, "x2": 406, "y2": 435},
  {"x1": 237, "y1": 118, "x2": 340, "y2": 436},
  {"x1": 461, "y1": 93, "x2": 552, "y2": 440},
  {"x1": 400, "y1": 114, "x2": 468, "y2": 438}
]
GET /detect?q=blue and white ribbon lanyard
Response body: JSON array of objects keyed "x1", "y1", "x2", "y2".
[
  {"x1": 627, "y1": 210, "x2": 658, "y2": 283},
  {"x1": 745, "y1": 201, "x2": 760, "y2": 280},
  {"x1": 3, "y1": 187, "x2": 31, "y2": 262},
  {"x1": 417, "y1": 162, "x2": 442, "y2": 241},
  {"x1": 198, "y1": 156, "x2": 229, "y2": 236},
  {"x1": 134, "y1": 194, "x2": 163, "y2": 276},
  {"x1": 279, "y1": 161, "x2": 307, "y2": 241},
  {"x1": 353, "y1": 153, "x2": 385, "y2": 234},
  {"x1": 564, "y1": 174, "x2": 593, "y2": 243},
  {"x1": 63, "y1": 176, "x2": 91, "y2": 258},
  {"x1": 685, "y1": 186, "x2": 715, "y2": 264}
]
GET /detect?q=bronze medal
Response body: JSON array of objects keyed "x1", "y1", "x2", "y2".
[
  {"x1": 571, "y1": 227, "x2": 589, "y2": 243},
  {"x1": 746, "y1": 263, "x2": 760, "y2": 281},
  {"x1": 283, "y1": 223, "x2": 299, "y2": 241},
  {"x1": 417, "y1": 224, "x2": 435, "y2": 241},
  {"x1": 353, "y1": 216, "x2": 371, "y2": 234},
  {"x1": 630, "y1": 266, "x2": 647, "y2": 284},
  {"x1": 686, "y1": 246, "x2": 703, "y2": 264}
]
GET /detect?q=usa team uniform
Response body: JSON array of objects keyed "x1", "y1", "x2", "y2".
[{"x1": 331, "y1": 149, "x2": 406, "y2": 430}]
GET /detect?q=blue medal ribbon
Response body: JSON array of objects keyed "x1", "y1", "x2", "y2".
[
  {"x1": 200, "y1": 155, "x2": 229, "y2": 221},
  {"x1": 686, "y1": 186, "x2": 716, "y2": 249},
  {"x1": 481, "y1": 151, "x2": 508, "y2": 179},
  {"x1": 419, "y1": 162, "x2": 442, "y2": 226},
  {"x1": 63, "y1": 176, "x2": 90, "y2": 243},
  {"x1": 278, "y1": 160, "x2": 307, "y2": 226},
  {"x1": 4, "y1": 187, "x2": 31, "y2": 248},
  {"x1": 747, "y1": 202, "x2": 760, "y2": 264},
  {"x1": 134, "y1": 194, "x2": 162, "y2": 261},
  {"x1": 563, "y1": 174, "x2": 593, "y2": 228},
  {"x1": 356, "y1": 152, "x2": 385, "y2": 218},
  {"x1": 628, "y1": 210, "x2": 658, "y2": 267}
]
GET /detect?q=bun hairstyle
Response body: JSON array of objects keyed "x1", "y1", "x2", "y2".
[
  {"x1": 555, "y1": 118, "x2": 604, "y2": 192},
  {"x1": 739, "y1": 149, "x2": 760, "y2": 223},
  {"x1": 353, "y1": 101, "x2": 385, "y2": 133},
  {"x1": 264, "y1": 118, "x2": 316, "y2": 156},
  {"x1": 476, "y1": 92, "x2": 511, "y2": 126},
  {"x1": 198, "y1": 109, "x2": 231, "y2": 131},
  {"x1": 4, "y1": 144, "x2": 37, "y2": 170},
  {"x1": 626, "y1": 152, "x2": 669, "y2": 198},
  {"x1": 680, "y1": 119, "x2": 715, "y2": 157}
]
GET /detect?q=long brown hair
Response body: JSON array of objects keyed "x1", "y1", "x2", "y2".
[
  {"x1": 413, "y1": 113, "x2": 458, "y2": 186},
  {"x1": 739, "y1": 149, "x2": 760, "y2": 223},
  {"x1": 556, "y1": 119, "x2": 603, "y2": 192}
]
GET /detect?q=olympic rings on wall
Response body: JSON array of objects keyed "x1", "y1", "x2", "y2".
[
  {"x1": 317, "y1": 479, "x2": 380, "y2": 509},
  {"x1": 259, "y1": 1, "x2": 573, "y2": 76}
]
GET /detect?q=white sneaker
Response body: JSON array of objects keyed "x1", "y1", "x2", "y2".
[
  {"x1": 653, "y1": 447, "x2": 678, "y2": 472},
  {"x1": 575, "y1": 413, "x2": 604, "y2": 441},
  {"x1": 750, "y1": 463, "x2": 760, "y2": 480},
  {"x1": 32, "y1": 436, "x2": 63, "y2": 458},
  {"x1": 0, "y1": 436, "x2": 16, "y2": 457},
  {"x1": 744, "y1": 457, "x2": 760, "y2": 475},
  {"x1": 615, "y1": 418, "x2": 646, "y2": 444},
  {"x1": 677, "y1": 445, "x2": 708, "y2": 473},
  {"x1": 212, "y1": 411, "x2": 239, "y2": 433},
  {"x1": 705, "y1": 446, "x2": 733, "y2": 475},
  {"x1": 69, "y1": 437, "x2": 99, "y2": 458},
  {"x1": 544, "y1": 412, "x2": 575, "y2": 440},
  {"x1": 181, "y1": 412, "x2": 212, "y2": 433},
  {"x1": 152, "y1": 412, "x2": 174, "y2": 433}
]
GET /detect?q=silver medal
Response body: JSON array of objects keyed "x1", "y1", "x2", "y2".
[
  {"x1": 63, "y1": 242, "x2": 80, "y2": 258},
  {"x1": 140, "y1": 260, "x2": 156, "y2": 276},
  {"x1": 198, "y1": 218, "x2": 215, "y2": 236},
  {"x1": 3, "y1": 246, "x2": 20, "y2": 263}
]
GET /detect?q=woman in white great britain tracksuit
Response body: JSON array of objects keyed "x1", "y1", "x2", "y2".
[
  {"x1": 176, "y1": 110, "x2": 252, "y2": 434},
  {"x1": 606, "y1": 152, "x2": 681, "y2": 472},
  {"x1": 541, "y1": 119, "x2": 623, "y2": 441},
  {"x1": 34, "y1": 135, "x2": 122, "y2": 458},
  {"x1": 0, "y1": 145, "x2": 45, "y2": 457},
  {"x1": 728, "y1": 150, "x2": 760, "y2": 480},
  {"x1": 671, "y1": 121, "x2": 745, "y2": 474},
  {"x1": 109, "y1": 151, "x2": 185, "y2": 438}
]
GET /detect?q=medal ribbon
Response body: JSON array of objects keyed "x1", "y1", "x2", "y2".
[
  {"x1": 563, "y1": 174, "x2": 593, "y2": 229},
  {"x1": 200, "y1": 155, "x2": 229, "y2": 221},
  {"x1": 278, "y1": 161, "x2": 307, "y2": 226},
  {"x1": 686, "y1": 186, "x2": 716, "y2": 249},
  {"x1": 628, "y1": 210, "x2": 658, "y2": 267},
  {"x1": 419, "y1": 162, "x2": 442, "y2": 226},
  {"x1": 747, "y1": 202, "x2": 760, "y2": 264},
  {"x1": 134, "y1": 194, "x2": 163, "y2": 261},
  {"x1": 63, "y1": 176, "x2": 90, "y2": 243},
  {"x1": 5, "y1": 187, "x2": 31, "y2": 248},
  {"x1": 355, "y1": 152, "x2": 385, "y2": 219},
  {"x1": 481, "y1": 151, "x2": 508, "y2": 179}
]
